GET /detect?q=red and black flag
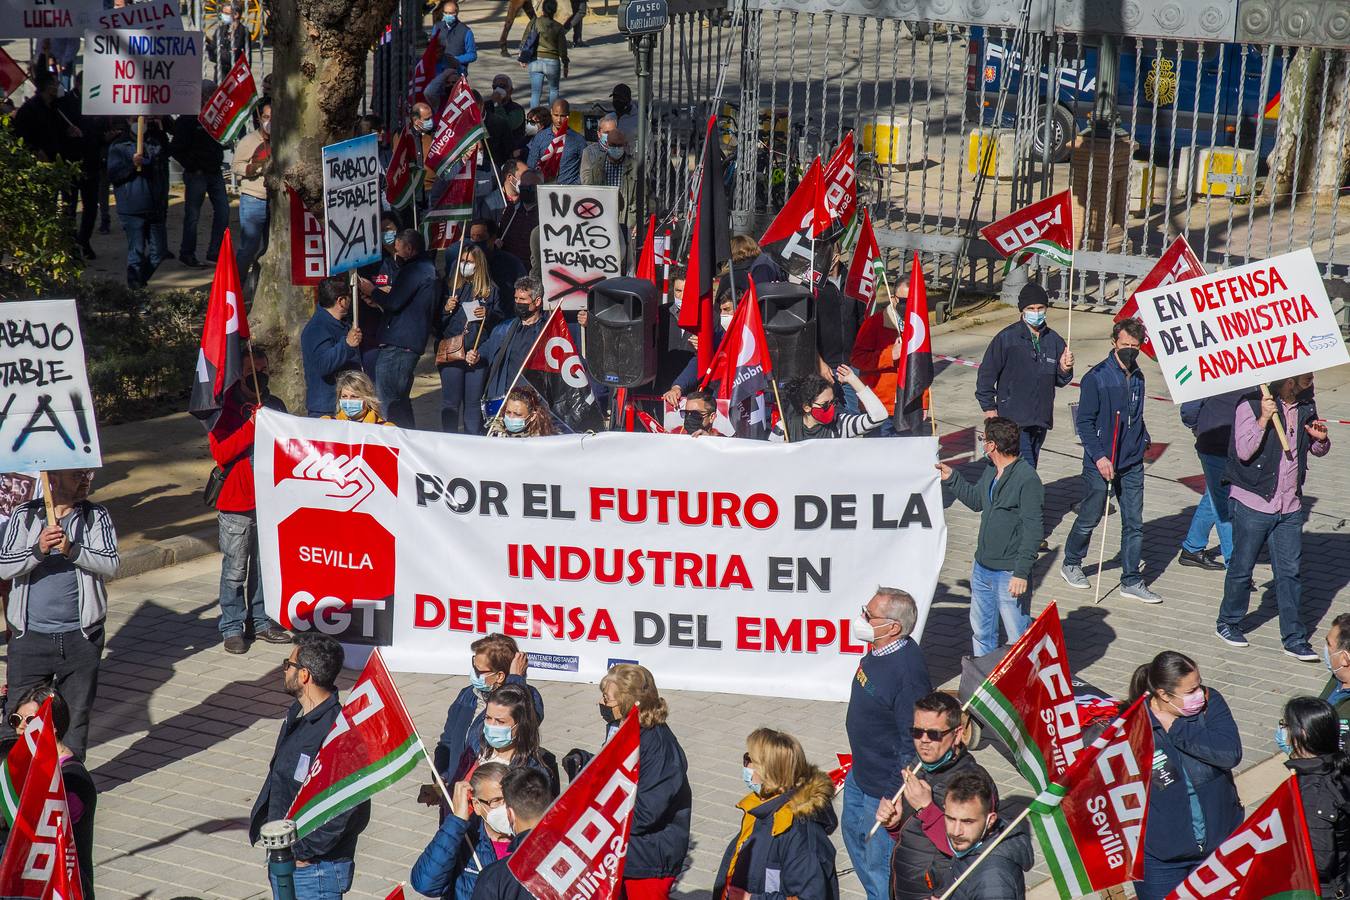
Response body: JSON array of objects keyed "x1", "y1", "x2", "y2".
[
  {"x1": 189, "y1": 228, "x2": 250, "y2": 424},
  {"x1": 678, "y1": 114, "x2": 730, "y2": 377},
  {"x1": 701, "y1": 278, "x2": 773, "y2": 439},
  {"x1": 522, "y1": 308, "x2": 605, "y2": 434},
  {"x1": 894, "y1": 252, "x2": 933, "y2": 434}
]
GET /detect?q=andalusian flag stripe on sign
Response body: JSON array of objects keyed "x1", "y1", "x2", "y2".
[{"x1": 292, "y1": 735, "x2": 425, "y2": 838}]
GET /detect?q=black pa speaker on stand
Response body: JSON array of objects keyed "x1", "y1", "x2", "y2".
[
  {"x1": 756, "y1": 281, "x2": 817, "y2": 381},
  {"x1": 584, "y1": 277, "x2": 659, "y2": 388}
]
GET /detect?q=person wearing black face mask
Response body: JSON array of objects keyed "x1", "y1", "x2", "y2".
[
  {"x1": 677, "y1": 389, "x2": 718, "y2": 437},
  {"x1": 596, "y1": 664, "x2": 691, "y2": 900},
  {"x1": 1061, "y1": 317, "x2": 1161, "y2": 603},
  {"x1": 207, "y1": 346, "x2": 289, "y2": 655},
  {"x1": 771, "y1": 366, "x2": 887, "y2": 442},
  {"x1": 498, "y1": 164, "x2": 540, "y2": 269},
  {"x1": 470, "y1": 276, "x2": 549, "y2": 429}
]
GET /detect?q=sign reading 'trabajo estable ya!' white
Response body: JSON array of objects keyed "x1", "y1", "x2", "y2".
[{"x1": 1131, "y1": 247, "x2": 1350, "y2": 403}]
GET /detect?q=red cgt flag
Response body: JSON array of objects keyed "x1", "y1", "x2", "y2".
[
  {"x1": 980, "y1": 189, "x2": 1075, "y2": 271},
  {"x1": 759, "y1": 156, "x2": 832, "y2": 247},
  {"x1": 188, "y1": 229, "x2": 250, "y2": 421},
  {"x1": 1115, "y1": 235, "x2": 1205, "y2": 360},
  {"x1": 1028, "y1": 696, "x2": 1154, "y2": 898},
  {"x1": 509, "y1": 708, "x2": 641, "y2": 900},
  {"x1": 1166, "y1": 776, "x2": 1320, "y2": 900},
  {"x1": 0, "y1": 701, "x2": 82, "y2": 900}
]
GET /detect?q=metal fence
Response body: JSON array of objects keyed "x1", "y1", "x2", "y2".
[{"x1": 644, "y1": 0, "x2": 1350, "y2": 315}]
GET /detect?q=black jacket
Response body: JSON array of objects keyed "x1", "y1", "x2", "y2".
[
  {"x1": 469, "y1": 829, "x2": 534, "y2": 900},
  {"x1": 374, "y1": 253, "x2": 440, "y2": 353},
  {"x1": 936, "y1": 815, "x2": 1033, "y2": 900},
  {"x1": 1180, "y1": 389, "x2": 1245, "y2": 457},
  {"x1": 63, "y1": 756, "x2": 97, "y2": 900},
  {"x1": 714, "y1": 772, "x2": 839, "y2": 900},
  {"x1": 1226, "y1": 389, "x2": 1321, "y2": 502},
  {"x1": 626, "y1": 723, "x2": 693, "y2": 879},
  {"x1": 250, "y1": 695, "x2": 371, "y2": 862},
  {"x1": 170, "y1": 114, "x2": 225, "y2": 175},
  {"x1": 975, "y1": 320, "x2": 1071, "y2": 430},
  {"x1": 1286, "y1": 755, "x2": 1350, "y2": 898},
  {"x1": 888, "y1": 750, "x2": 990, "y2": 900},
  {"x1": 14, "y1": 95, "x2": 63, "y2": 162}
]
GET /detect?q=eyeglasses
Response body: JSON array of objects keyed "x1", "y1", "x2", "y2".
[
  {"x1": 809, "y1": 398, "x2": 834, "y2": 409},
  {"x1": 910, "y1": 726, "x2": 957, "y2": 742},
  {"x1": 282, "y1": 659, "x2": 306, "y2": 673},
  {"x1": 8, "y1": 714, "x2": 34, "y2": 729},
  {"x1": 473, "y1": 794, "x2": 506, "y2": 809}
]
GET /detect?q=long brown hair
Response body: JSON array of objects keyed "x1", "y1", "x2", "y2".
[{"x1": 502, "y1": 387, "x2": 556, "y2": 437}]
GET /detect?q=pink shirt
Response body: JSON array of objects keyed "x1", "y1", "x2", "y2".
[{"x1": 1229, "y1": 398, "x2": 1329, "y2": 514}]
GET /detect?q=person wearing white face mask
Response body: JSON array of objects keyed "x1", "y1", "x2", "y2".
[
  {"x1": 204, "y1": 0, "x2": 249, "y2": 83},
  {"x1": 462, "y1": 768, "x2": 553, "y2": 900},
  {"x1": 580, "y1": 128, "x2": 637, "y2": 233},
  {"x1": 411, "y1": 761, "x2": 513, "y2": 900},
  {"x1": 841, "y1": 587, "x2": 932, "y2": 900},
  {"x1": 974, "y1": 282, "x2": 1074, "y2": 469},
  {"x1": 1320, "y1": 613, "x2": 1350, "y2": 729},
  {"x1": 1128, "y1": 650, "x2": 1243, "y2": 900}
]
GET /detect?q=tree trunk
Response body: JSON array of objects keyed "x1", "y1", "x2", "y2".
[
  {"x1": 251, "y1": 0, "x2": 401, "y2": 411},
  {"x1": 1266, "y1": 47, "x2": 1321, "y2": 201},
  {"x1": 1314, "y1": 52, "x2": 1350, "y2": 194}
]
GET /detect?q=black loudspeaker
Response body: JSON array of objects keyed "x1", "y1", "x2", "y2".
[
  {"x1": 757, "y1": 281, "x2": 817, "y2": 381},
  {"x1": 585, "y1": 277, "x2": 659, "y2": 387}
]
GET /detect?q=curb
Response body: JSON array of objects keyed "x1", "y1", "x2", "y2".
[{"x1": 111, "y1": 527, "x2": 219, "y2": 582}]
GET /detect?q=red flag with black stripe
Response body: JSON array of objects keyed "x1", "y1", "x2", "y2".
[
  {"x1": 189, "y1": 229, "x2": 250, "y2": 423},
  {"x1": 894, "y1": 252, "x2": 932, "y2": 434},
  {"x1": 677, "y1": 115, "x2": 730, "y2": 376}
]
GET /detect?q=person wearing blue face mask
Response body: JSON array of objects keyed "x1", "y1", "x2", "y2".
[
  {"x1": 431, "y1": 0, "x2": 477, "y2": 78},
  {"x1": 1320, "y1": 614, "x2": 1350, "y2": 732},
  {"x1": 1277, "y1": 696, "x2": 1350, "y2": 896},
  {"x1": 424, "y1": 635, "x2": 547, "y2": 807},
  {"x1": 323, "y1": 371, "x2": 392, "y2": 425},
  {"x1": 581, "y1": 127, "x2": 637, "y2": 234},
  {"x1": 715, "y1": 728, "x2": 838, "y2": 900},
  {"x1": 974, "y1": 282, "x2": 1074, "y2": 469},
  {"x1": 489, "y1": 388, "x2": 556, "y2": 438},
  {"x1": 474, "y1": 684, "x2": 559, "y2": 797},
  {"x1": 932, "y1": 771, "x2": 1032, "y2": 899},
  {"x1": 876, "y1": 692, "x2": 992, "y2": 900},
  {"x1": 300, "y1": 275, "x2": 362, "y2": 417}
]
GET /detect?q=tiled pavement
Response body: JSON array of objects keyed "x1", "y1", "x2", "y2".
[{"x1": 72, "y1": 304, "x2": 1349, "y2": 898}]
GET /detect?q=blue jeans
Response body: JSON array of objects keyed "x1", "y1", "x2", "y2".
[
  {"x1": 529, "y1": 57, "x2": 562, "y2": 108},
  {"x1": 1063, "y1": 461, "x2": 1145, "y2": 585},
  {"x1": 218, "y1": 511, "x2": 278, "y2": 639},
  {"x1": 269, "y1": 858, "x2": 355, "y2": 900},
  {"x1": 1018, "y1": 426, "x2": 1047, "y2": 467},
  {"x1": 1133, "y1": 856, "x2": 1202, "y2": 900},
  {"x1": 439, "y1": 362, "x2": 489, "y2": 433},
  {"x1": 841, "y1": 772, "x2": 894, "y2": 900},
  {"x1": 238, "y1": 194, "x2": 270, "y2": 274},
  {"x1": 1218, "y1": 500, "x2": 1307, "y2": 648},
  {"x1": 1181, "y1": 451, "x2": 1233, "y2": 560},
  {"x1": 118, "y1": 211, "x2": 165, "y2": 287},
  {"x1": 376, "y1": 346, "x2": 419, "y2": 429},
  {"x1": 970, "y1": 561, "x2": 1029, "y2": 656},
  {"x1": 181, "y1": 170, "x2": 229, "y2": 260}
]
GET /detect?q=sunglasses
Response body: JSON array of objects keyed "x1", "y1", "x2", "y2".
[
  {"x1": 8, "y1": 714, "x2": 34, "y2": 729},
  {"x1": 910, "y1": 726, "x2": 956, "y2": 742}
]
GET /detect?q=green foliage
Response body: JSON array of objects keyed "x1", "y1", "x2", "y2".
[
  {"x1": 76, "y1": 279, "x2": 207, "y2": 424},
  {"x1": 0, "y1": 115, "x2": 84, "y2": 298}
]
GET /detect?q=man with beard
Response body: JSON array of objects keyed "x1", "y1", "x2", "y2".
[{"x1": 250, "y1": 633, "x2": 371, "y2": 898}]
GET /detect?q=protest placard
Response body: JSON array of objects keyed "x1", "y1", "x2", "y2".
[
  {"x1": 1132, "y1": 247, "x2": 1350, "y2": 403},
  {"x1": 0, "y1": 0, "x2": 178, "y2": 36},
  {"x1": 255, "y1": 411, "x2": 947, "y2": 701},
  {"x1": 0, "y1": 300, "x2": 101, "y2": 473},
  {"x1": 539, "y1": 185, "x2": 624, "y2": 311},
  {"x1": 82, "y1": 29, "x2": 202, "y2": 116},
  {"x1": 322, "y1": 134, "x2": 382, "y2": 276}
]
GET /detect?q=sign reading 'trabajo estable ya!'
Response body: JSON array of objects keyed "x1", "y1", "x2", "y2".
[{"x1": 1131, "y1": 247, "x2": 1350, "y2": 403}]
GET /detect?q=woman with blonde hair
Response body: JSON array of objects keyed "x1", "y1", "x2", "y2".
[
  {"x1": 491, "y1": 386, "x2": 556, "y2": 437},
  {"x1": 439, "y1": 244, "x2": 501, "y2": 434},
  {"x1": 723, "y1": 232, "x2": 784, "y2": 298},
  {"x1": 715, "y1": 728, "x2": 839, "y2": 900},
  {"x1": 326, "y1": 370, "x2": 392, "y2": 424},
  {"x1": 597, "y1": 664, "x2": 691, "y2": 900}
]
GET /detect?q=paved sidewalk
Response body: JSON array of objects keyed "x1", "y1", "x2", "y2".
[{"x1": 67, "y1": 303, "x2": 1349, "y2": 898}]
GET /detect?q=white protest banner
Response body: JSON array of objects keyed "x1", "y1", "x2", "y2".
[
  {"x1": 0, "y1": 0, "x2": 98, "y2": 38},
  {"x1": 83, "y1": 29, "x2": 202, "y2": 115},
  {"x1": 254, "y1": 412, "x2": 946, "y2": 701},
  {"x1": 322, "y1": 133, "x2": 382, "y2": 276},
  {"x1": 539, "y1": 185, "x2": 623, "y2": 311},
  {"x1": 0, "y1": 300, "x2": 101, "y2": 472},
  {"x1": 1133, "y1": 247, "x2": 1350, "y2": 403},
  {"x1": 0, "y1": 0, "x2": 178, "y2": 36}
]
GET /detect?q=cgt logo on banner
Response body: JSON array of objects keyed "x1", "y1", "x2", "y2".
[
  {"x1": 253, "y1": 411, "x2": 947, "y2": 701},
  {"x1": 268, "y1": 437, "x2": 399, "y2": 645},
  {"x1": 1132, "y1": 247, "x2": 1350, "y2": 404},
  {"x1": 0, "y1": 300, "x2": 101, "y2": 473},
  {"x1": 539, "y1": 186, "x2": 623, "y2": 311}
]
